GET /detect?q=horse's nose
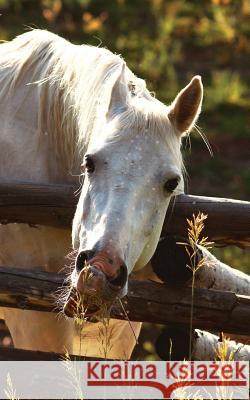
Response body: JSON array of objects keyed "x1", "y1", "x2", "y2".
[
  {"x1": 63, "y1": 250, "x2": 128, "y2": 318},
  {"x1": 108, "y1": 263, "x2": 128, "y2": 289},
  {"x1": 84, "y1": 251, "x2": 128, "y2": 289},
  {"x1": 75, "y1": 250, "x2": 95, "y2": 272},
  {"x1": 75, "y1": 249, "x2": 128, "y2": 287},
  {"x1": 76, "y1": 251, "x2": 128, "y2": 293}
]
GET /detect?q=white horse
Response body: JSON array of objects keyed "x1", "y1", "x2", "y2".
[{"x1": 0, "y1": 30, "x2": 203, "y2": 359}]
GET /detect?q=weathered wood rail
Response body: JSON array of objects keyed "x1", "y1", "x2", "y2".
[
  {"x1": 0, "y1": 346, "x2": 108, "y2": 361},
  {"x1": 151, "y1": 237, "x2": 250, "y2": 288},
  {"x1": 0, "y1": 266, "x2": 249, "y2": 336},
  {"x1": 0, "y1": 183, "x2": 250, "y2": 246}
]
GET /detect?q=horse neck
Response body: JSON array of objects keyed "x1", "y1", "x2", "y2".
[{"x1": 0, "y1": 80, "x2": 83, "y2": 185}]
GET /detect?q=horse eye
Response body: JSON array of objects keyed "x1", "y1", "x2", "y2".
[
  {"x1": 164, "y1": 177, "x2": 180, "y2": 193},
  {"x1": 84, "y1": 155, "x2": 95, "y2": 173}
]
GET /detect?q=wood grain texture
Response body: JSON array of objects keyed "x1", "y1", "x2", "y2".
[
  {"x1": 0, "y1": 267, "x2": 249, "y2": 336},
  {"x1": 151, "y1": 237, "x2": 250, "y2": 292},
  {"x1": 0, "y1": 183, "x2": 249, "y2": 246}
]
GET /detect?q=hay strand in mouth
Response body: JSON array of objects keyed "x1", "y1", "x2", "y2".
[
  {"x1": 65, "y1": 262, "x2": 113, "y2": 321},
  {"x1": 117, "y1": 297, "x2": 139, "y2": 346}
]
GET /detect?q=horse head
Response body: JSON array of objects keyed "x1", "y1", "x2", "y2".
[{"x1": 64, "y1": 66, "x2": 203, "y2": 317}]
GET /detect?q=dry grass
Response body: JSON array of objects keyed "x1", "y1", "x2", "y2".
[
  {"x1": 178, "y1": 212, "x2": 214, "y2": 360},
  {"x1": 4, "y1": 373, "x2": 19, "y2": 400},
  {"x1": 174, "y1": 213, "x2": 242, "y2": 400}
]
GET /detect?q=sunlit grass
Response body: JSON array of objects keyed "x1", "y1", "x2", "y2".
[
  {"x1": 4, "y1": 373, "x2": 19, "y2": 400},
  {"x1": 178, "y1": 212, "x2": 214, "y2": 360}
]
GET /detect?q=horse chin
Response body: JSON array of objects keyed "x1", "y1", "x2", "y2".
[
  {"x1": 133, "y1": 251, "x2": 154, "y2": 272},
  {"x1": 133, "y1": 231, "x2": 163, "y2": 272}
]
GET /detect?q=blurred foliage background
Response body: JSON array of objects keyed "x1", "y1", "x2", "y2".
[{"x1": 0, "y1": 0, "x2": 249, "y2": 359}]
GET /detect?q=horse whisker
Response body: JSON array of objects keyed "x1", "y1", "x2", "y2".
[{"x1": 194, "y1": 124, "x2": 213, "y2": 157}]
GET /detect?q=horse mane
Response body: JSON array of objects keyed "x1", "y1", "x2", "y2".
[{"x1": 0, "y1": 29, "x2": 182, "y2": 171}]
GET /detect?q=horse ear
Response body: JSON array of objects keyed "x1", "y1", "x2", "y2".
[
  {"x1": 107, "y1": 63, "x2": 128, "y2": 118},
  {"x1": 168, "y1": 76, "x2": 203, "y2": 135}
]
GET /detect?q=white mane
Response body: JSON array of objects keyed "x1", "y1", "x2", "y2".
[{"x1": 0, "y1": 29, "x2": 182, "y2": 170}]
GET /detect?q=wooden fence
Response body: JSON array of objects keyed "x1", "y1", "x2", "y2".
[
  {"x1": 0, "y1": 183, "x2": 249, "y2": 246},
  {"x1": 0, "y1": 182, "x2": 250, "y2": 360},
  {"x1": 0, "y1": 266, "x2": 249, "y2": 336}
]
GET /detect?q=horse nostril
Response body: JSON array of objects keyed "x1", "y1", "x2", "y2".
[
  {"x1": 109, "y1": 264, "x2": 128, "y2": 288},
  {"x1": 76, "y1": 250, "x2": 95, "y2": 273}
]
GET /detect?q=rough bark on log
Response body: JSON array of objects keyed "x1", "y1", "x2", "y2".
[
  {"x1": 155, "y1": 327, "x2": 250, "y2": 361},
  {"x1": 152, "y1": 237, "x2": 250, "y2": 294},
  {"x1": 0, "y1": 183, "x2": 250, "y2": 246},
  {"x1": 0, "y1": 267, "x2": 249, "y2": 336},
  {"x1": 195, "y1": 246, "x2": 250, "y2": 294}
]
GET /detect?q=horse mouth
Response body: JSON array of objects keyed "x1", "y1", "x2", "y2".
[
  {"x1": 63, "y1": 264, "x2": 128, "y2": 319},
  {"x1": 63, "y1": 287, "x2": 101, "y2": 319}
]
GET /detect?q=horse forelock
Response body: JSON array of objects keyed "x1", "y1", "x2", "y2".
[{"x1": 0, "y1": 29, "x2": 183, "y2": 172}]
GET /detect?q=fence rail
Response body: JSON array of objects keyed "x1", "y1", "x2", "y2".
[
  {"x1": 0, "y1": 183, "x2": 250, "y2": 246},
  {"x1": 0, "y1": 346, "x2": 102, "y2": 361},
  {"x1": 0, "y1": 266, "x2": 249, "y2": 336}
]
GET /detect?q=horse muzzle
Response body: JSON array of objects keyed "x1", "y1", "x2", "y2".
[{"x1": 63, "y1": 250, "x2": 128, "y2": 318}]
